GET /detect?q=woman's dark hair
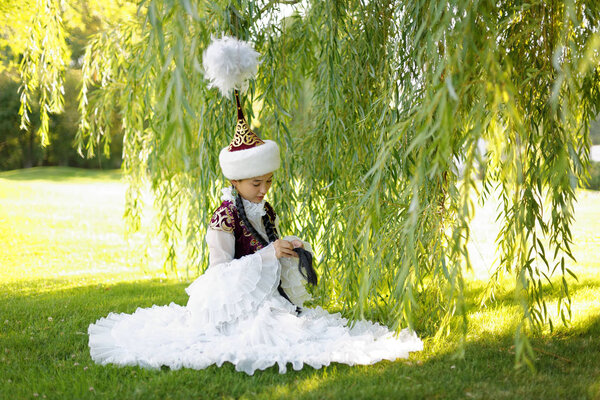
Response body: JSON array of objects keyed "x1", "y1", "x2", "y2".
[
  {"x1": 235, "y1": 191, "x2": 317, "y2": 288},
  {"x1": 235, "y1": 192, "x2": 279, "y2": 245}
]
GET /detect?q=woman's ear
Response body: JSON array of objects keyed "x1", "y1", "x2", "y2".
[{"x1": 230, "y1": 180, "x2": 238, "y2": 189}]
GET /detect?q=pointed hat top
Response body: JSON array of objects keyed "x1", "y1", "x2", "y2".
[{"x1": 228, "y1": 90, "x2": 265, "y2": 152}]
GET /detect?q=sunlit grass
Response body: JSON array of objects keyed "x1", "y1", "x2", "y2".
[
  {"x1": 0, "y1": 167, "x2": 166, "y2": 289},
  {"x1": 1, "y1": 167, "x2": 599, "y2": 399},
  {"x1": 466, "y1": 186, "x2": 600, "y2": 338}
]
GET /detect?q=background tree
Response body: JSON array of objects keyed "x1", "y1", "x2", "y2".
[
  {"x1": 0, "y1": 0, "x2": 133, "y2": 169},
  {"x1": 0, "y1": 73, "x2": 42, "y2": 169},
  {"x1": 10, "y1": 0, "x2": 600, "y2": 368}
]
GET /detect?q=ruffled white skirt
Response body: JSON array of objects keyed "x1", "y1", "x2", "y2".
[{"x1": 88, "y1": 250, "x2": 423, "y2": 375}]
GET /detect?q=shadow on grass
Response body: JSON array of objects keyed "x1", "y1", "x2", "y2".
[
  {"x1": 280, "y1": 315, "x2": 600, "y2": 400},
  {"x1": 1, "y1": 279, "x2": 599, "y2": 400},
  {"x1": 0, "y1": 166, "x2": 121, "y2": 182}
]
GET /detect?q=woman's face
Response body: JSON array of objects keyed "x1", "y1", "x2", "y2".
[{"x1": 231, "y1": 173, "x2": 273, "y2": 204}]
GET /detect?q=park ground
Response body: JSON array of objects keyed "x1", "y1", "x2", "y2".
[{"x1": 0, "y1": 167, "x2": 599, "y2": 399}]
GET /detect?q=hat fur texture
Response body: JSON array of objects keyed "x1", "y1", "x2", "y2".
[
  {"x1": 203, "y1": 35, "x2": 280, "y2": 180},
  {"x1": 203, "y1": 36, "x2": 261, "y2": 98},
  {"x1": 219, "y1": 140, "x2": 280, "y2": 180}
]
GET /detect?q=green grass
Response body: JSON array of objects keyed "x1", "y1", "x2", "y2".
[{"x1": 1, "y1": 167, "x2": 599, "y2": 400}]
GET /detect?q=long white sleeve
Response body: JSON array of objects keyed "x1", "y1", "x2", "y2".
[
  {"x1": 205, "y1": 228, "x2": 277, "y2": 269},
  {"x1": 205, "y1": 228, "x2": 235, "y2": 268}
]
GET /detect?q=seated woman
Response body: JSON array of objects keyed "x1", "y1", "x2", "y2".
[{"x1": 87, "y1": 37, "x2": 422, "y2": 375}]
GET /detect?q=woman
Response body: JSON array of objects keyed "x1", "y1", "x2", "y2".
[{"x1": 88, "y1": 37, "x2": 423, "y2": 375}]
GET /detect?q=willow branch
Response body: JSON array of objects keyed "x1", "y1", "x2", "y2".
[{"x1": 259, "y1": 0, "x2": 302, "y2": 15}]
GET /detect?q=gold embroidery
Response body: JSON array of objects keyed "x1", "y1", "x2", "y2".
[
  {"x1": 239, "y1": 218, "x2": 264, "y2": 249},
  {"x1": 209, "y1": 208, "x2": 234, "y2": 233},
  {"x1": 228, "y1": 119, "x2": 265, "y2": 151}
]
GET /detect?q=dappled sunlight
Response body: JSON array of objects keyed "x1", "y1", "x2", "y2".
[
  {"x1": 271, "y1": 371, "x2": 327, "y2": 398},
  {"x1": 1, "y1": 168, "x2": 599, "y2": 399},
  {"x1": 267, "y1": 312, "x2": 600, "y2": 399},
  {"x1": 463, "y1": 274, "x2": 600, "y2": 342},
  {"x1": 468, "y1": 305, "x2": 520, "y2": 338},
  {"x1": 548, "y1": 283, "x2": 600, "y2": 335},
  {"x1": 466, "y1": 279, "x2": 600, "y2": 339}
]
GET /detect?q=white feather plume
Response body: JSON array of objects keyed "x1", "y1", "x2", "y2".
[{"x1": 203, "y1": 36, "x2": 261, "y2": 98}]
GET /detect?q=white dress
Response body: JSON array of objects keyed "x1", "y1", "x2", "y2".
[{"x1": 88, "y1": 189, "x2": 423, "y2": 375}]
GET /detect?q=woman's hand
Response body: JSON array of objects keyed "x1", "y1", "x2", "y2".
[{"x1": 273, "y1": 239, "x2": 299, "y2": 258}]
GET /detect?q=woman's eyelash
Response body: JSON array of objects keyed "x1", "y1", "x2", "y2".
[{"x1": 252, "y1": 180, "x2": 272, "y2": 187}]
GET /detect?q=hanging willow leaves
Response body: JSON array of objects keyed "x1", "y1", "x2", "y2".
[
  {"x1": 18, "y1": 0, "x2": 69, "y2": 146},
  {"x1": 12, "y1": 0, "x2": 600, "y2": 368}
]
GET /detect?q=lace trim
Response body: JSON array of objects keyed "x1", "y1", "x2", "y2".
[
  {"x1": 221, "y1": 187, "x2": 266, "y2": 219},
  {"x1": 221, "y1": 187, "x2": 235, "y2": 202}
]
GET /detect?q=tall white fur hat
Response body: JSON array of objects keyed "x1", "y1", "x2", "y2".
[{"x1": 203, "y1": 36, "x2": 280, "y2": 180}]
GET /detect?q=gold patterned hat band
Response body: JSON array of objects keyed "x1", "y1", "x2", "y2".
[
  {"x1": 228, "y1": 90, "x2": 265, "y2": 152},
  {"x1": 218, "y1": 90, "x2": 280, "y2": 180}
]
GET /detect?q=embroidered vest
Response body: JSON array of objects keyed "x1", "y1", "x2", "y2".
[{"x1": 209, "y1": 200, "x2": 277, "y2": 259}]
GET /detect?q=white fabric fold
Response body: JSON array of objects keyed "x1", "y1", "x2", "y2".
[
  {"x1": 88, "y1": 196, "x2": 423, "y2": 375},
  {"x1": 88, "y1": 292, "x2": 423, "y2": 375},
  {"x1": 185, "y1": 244, "x2": 279, "y2": 328}
]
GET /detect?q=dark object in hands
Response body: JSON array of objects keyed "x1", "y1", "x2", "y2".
[{"x1": 293, "y1": 247, "x2": 317, "y2": 286}]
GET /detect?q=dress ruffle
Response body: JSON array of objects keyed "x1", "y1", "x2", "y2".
[
  {"x1": 88, "y1": 247, "x2": 423, "y2": 375},
  {"x1": 185, "y1": 249, "x2": 280, "y2": 328}
]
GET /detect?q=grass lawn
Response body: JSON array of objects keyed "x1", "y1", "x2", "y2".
[{"x1": 1, "y1": 167, "x2": 599, "y2": 400}]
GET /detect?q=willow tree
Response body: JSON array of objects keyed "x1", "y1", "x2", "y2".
[{"x1": 14, "y1": 0, "x2": 600, "y2": 367}]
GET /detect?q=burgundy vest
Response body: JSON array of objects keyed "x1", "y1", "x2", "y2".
[{"x1": 209, "y1": 200, "x2": 277, "y2": 259}]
